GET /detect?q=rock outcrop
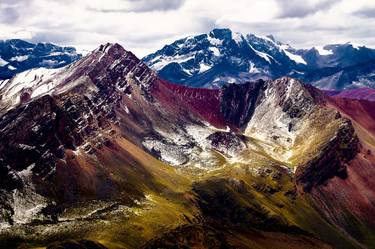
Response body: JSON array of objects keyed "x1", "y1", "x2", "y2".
[
  {"x1": 220, "y1": 80, "x2": 265, "y2": 128},
  {"x1": 295, "y1": 119, "x2": 360, "y2": 192}
]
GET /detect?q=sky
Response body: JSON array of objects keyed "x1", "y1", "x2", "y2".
[{"x1": 1, "y1": 0, "x2": 375, "y2": 57}]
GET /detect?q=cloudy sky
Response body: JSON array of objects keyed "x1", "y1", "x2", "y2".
[{"x1": 1, "y1": 0, "x2": 375, "y2": 57}]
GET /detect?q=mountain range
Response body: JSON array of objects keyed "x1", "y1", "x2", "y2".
[
  {"x1": 3, "y1": 32, "x2": 375, "y2": 92},
  {"x1": 143, "y1": 28, "x2": 375, "y2": 90},
  {"x1": 0, "y1": 42, "x2": 375, "y2": 249},
  {"x1": 0, "y1": 39, "x2": 81, "y2": 80}
]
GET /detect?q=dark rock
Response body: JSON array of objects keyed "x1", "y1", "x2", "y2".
[
  {"x1": 284, "y1": 189, "x2": 297, "y2": 200},
  {"x1": 206, "y1": 132, "x2": 246, "y2": 156},
  {"x1": 0, "y1": 161, "x2": 22, "y2": 190},
  {"x1": 295, "y1": 119, "x2": 360, "y2": 192},
  {"x1": 252, "y1": 183, "x2": 280, "y2": 195},
  {"x1": 220, "y1": 80, "x2": 265, "y2": 128}
]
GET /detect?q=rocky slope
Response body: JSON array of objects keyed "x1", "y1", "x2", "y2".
[
  {"x1": 0, "y1": 43, "x2": 374, "y2": 249},
  {"x1": 143, "y1": 28, "x2": 375, "y2": 90},
  {"x1": 0, "y1": 39, "x2": 81, "y2": 80}
]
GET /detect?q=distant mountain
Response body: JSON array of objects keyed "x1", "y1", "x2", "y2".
[
  {"x1": 0, "y1": 39, "x2": 81, "y2": 80},
  {"x1": 143, "y1": 28, "x2": 375, "y2": 90}
]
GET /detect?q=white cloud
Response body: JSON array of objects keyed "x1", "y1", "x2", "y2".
[{"x1": 0, "y1": 0, "x2": 375, "y2": 57}]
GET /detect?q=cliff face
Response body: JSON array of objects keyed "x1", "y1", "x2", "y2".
[
  {"x1": 295, "y1": 119, "x2": 360, "y2": 192},
  {"x1": 219, "y1": 80, "x2": 265, "y2": 128},
  {"x1": 0, "y1": 43, "x2": 372, "y2": 249}
]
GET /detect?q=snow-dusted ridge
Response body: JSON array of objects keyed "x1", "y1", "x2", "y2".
[
  {"x1": 143, "y1": 28, "x2": 315, "y2": 88},
  {"x1": 143, "y1": 28, "x2": 375, "y2": 90},
  {"x1": 0, "y1": 66, "x2": 68, "y2": 112},
  {"x1": 0, "y1": 39, "x2": 81, "y2": 81}
]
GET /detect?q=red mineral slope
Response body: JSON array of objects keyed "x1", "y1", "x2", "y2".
[
  {"x1": 332, "y1": 87, "x2": 375, "y2": 101},
  {"x1": 329, "y1": 97, "x2": 375, "y2": 136},
  {"x1": 151, "y1": 79, "x2": 228, "y2": 129},
  {"x1": 299, "y1": 92, "x2": 375, "y2": 246},
  {"x1": 310, "y1": 140, "x2": 375, "y2": 240}
]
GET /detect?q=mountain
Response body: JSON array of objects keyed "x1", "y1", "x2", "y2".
[
  {"x1": 0, "y1": 39, "x2": 81, "y2": 80},
  {"x1": 0, "y1": 43, "x2": 375, "y2": 249},
  {"x1": 143, "y1": 28, "x2": 375, "y2": 90}
]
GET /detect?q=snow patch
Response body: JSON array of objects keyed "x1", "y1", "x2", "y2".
[
  {"x1": 10, "y1": 55, "x2": 28, "y2": 62},
  {"x1": 228, "y1": 77, "x2": 238, "y2": 84},
  {"x1": 8, "y1": 65, "x2": 16, "y2": 71},
  {"x1": 315, "y1": 46, "x2": 333, "y2": 55},
  {"x1": 0, "y1": 57, "x2": 9, "y2": 67},
  {"x1": 257, "y1": 35, "x2": 277, "y2": 45},
  {"x1": 207, "y1": 35, "x2": 223, "y2": 46},
  {"x1": 199, "y1": 63, "x2": 211, "y2": 73},
  {"x1": 209, "y1": 47, "x2": 221, "y2": 56},
  {"x1": 150, "y1": 53, "x2": 195, "y2": 71},
  {"x1": 42, "y1": 59, "x2": 59, "y2": 66},
  {"x1": 124, "y1": 104, "x2": 130, "y2": 114},
  {"x1": 348, "y1": 42, "x2": 362, "y2": 49},
  {"x1": 248, "y1": 44, "x2": 274, "y2": 63},
  {"x1": 249, "y1": 62, "x2": 260, "y2": 74},
  {"x1": 281, "y1": 45, "x2": 307, "y2": 65},
  {"x1": 232, "y1": 32, "x2": 244, "y2": 44}
]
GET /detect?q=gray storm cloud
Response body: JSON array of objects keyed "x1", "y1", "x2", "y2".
[
  {"x1": 355, "y1": 7, "x2": 375, "y2": 18},
  {"x1": 276, "y1": 0, "x2": 340, "y2": 18},
  {"x1": 0, "y1": 0, "x2": 33, "y2": 23}
]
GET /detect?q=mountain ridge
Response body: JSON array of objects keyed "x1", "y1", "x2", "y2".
[
  {"x1": 0, "y1": 39, "x2": 81, "y2": 80},
  {"x1": 143, "y1": 28, "x2": 375, "y2": 90}
]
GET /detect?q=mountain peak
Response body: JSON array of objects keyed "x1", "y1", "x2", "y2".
[
  {"x1": 143, "y1": 28, "x2": 307, "y2": 88},
  {"x1": 209, "y1": 28, "x2": 233, "y2": 39},
  {"x1": 95, "y1": 42, "x2": 125, "y2": 54},
  {"x1": 0, "y1": 43, "x2": 156, "y2": 114}
]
